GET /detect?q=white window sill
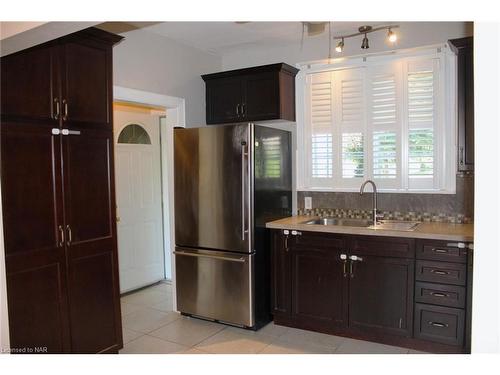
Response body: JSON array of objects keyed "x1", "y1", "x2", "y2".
[{"x1": 298, "y1": 187, "x2": 457, "y2": 195}]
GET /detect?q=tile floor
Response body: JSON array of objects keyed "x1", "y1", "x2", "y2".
[{"x1": 120, "y1": 282, "x2": 427, "y2": 354}]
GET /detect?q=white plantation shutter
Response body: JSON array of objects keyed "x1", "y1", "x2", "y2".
[
  {"x1": 367, "y1": 63, "x2": 402, "y2": 188},
  {"x1": 334, "y1": 68, "x2": 366, "y2": 187},
  {"x1": 406, "y1": 58, "x2": 439, "y2": 189},
  {"x1": 299, "y1": 48, "x2": 452, "y2": 192},
  {"x1": 305, "y1": 72, "x2": 334, "y2": 187}
]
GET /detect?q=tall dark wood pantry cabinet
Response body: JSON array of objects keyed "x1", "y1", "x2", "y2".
[{"x1": 1, "y1": 28, "x2": 124, "y2": 353}]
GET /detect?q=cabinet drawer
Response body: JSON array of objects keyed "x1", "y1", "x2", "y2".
[
  {"x1": 416, "y1": 260, "x2": 467, "y2": 286},
  {"x1": 416, "y1": 240, "x2": 468, "y2": 263},
  {"x1": 415, "y1": 282, "x2": 466, "y2": 308},
  {"x1": 350, "y1": 235, "x2": 414, "y2": 258},
  {"x1": 415, "y1": 303, "x2": 465, "y2": 346},
  {"x1": 292, "y1": 231, "x2": 346, "y2": 251}
]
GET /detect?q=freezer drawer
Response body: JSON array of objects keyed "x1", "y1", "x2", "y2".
[{"x1": 174, "y1": 247, "x2": 254, "y2": 327}]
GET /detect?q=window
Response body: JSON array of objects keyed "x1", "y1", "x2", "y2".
[
  {"x1": 298, "y1": 47, "x2": 456, "y2": 193},
  {"x1": 118, "y1": 124, "x2": 151, "y2": 144}
]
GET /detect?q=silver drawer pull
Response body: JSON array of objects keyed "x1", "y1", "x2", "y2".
[
  {"x1": 174, "y1": 251, "x2": 246, "y2": 263},
  {"x1": 430, "y1": 292, "x2": 448, "y2": 298},
  {"x1": 428, "y1": 321, "x2": 448, "y2": 328},
  {"x1": 432, "y1": 248, "x2": 449, "y2": 254},
  {"x1": 431, "y1": 269, "x2": 450, "y2": 275}
]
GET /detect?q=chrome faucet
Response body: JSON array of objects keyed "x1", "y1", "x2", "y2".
[{"x1": 360, "y1": 180, "x2": 382, "y2": 227}]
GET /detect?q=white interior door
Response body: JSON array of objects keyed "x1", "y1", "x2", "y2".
[{"x1": 114, "y1": 104, "x2": 165, "y2": 293}]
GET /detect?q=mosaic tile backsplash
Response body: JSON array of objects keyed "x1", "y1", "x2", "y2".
[{"x1": 297, "y1": 175, "x2": 474, "y2": 224}]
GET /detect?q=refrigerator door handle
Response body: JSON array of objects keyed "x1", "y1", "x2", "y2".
[
  {"x1": 173, "y1": 250, "x2": 246, "y2": 263},
  {"x1": 241, "y1": 141, "x2": 248, "y2": 241}
]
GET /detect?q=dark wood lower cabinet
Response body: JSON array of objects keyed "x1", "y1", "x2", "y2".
[
  {"x1": 291, "y1": 244, "x2": 348, "y2": 328},
  {"x1": 348, "y1": 255, "x2": 414, "y2": 338},
  {"x1": 271, "y1": 230, "x2": 472, "y2": 353}
]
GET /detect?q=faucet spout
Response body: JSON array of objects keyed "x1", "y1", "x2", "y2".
[{"x1": 360, "y1": 180, "x2": 378, "y2": 227}]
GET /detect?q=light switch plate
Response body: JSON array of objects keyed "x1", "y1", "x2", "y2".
[{"x1": 304, "y1": 197, "x2": 312, "y2": 210}]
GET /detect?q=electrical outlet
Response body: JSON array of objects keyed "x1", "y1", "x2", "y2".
[{"x1": 304, "y1": 197, "x2": 312, "y2": 210}]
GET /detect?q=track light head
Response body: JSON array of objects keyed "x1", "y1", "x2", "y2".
[
  {"x1": 387, "y1": 28, "x2": 397, "y2": 43},
  {"x1": 361, "y1": 34, "x2": 369, "y2": 49},
  {"x1": 335, "y1": 38, "x2": 344, "y2": 53}
]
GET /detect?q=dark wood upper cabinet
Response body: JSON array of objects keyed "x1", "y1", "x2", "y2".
[
  {"x1": 348, "y1": 255, "x2": 414, "y2": 338},
  {"x1": 204, "y1": 76, "x2": 244, "y2": 124},
  {"x1": 1, "y1": 27, "x2": 123, "y2": 354},
  {"x1": 61, "y1": 39, "x2": 112, "y2": 127},
  {"x1": 449, "y1": 36, "x2": 474, "y2": 172},
  {"x1": 0, "y1": 46, "x2": 59, "y2": 123},
  {"x1": 202, "y1": 63, "x2": 299, "y2": 125}
]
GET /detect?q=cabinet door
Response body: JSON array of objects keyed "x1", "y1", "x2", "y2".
[
  {"x1": 242, "y1": 72, "x2": 280, "y2": 121},
  {"x1": 452, "y1": 37, "x2": 474, "y2": 171},
  {"x1": 271, "y1": 231, "x2": 292, "y2": 316},
  {"x1": 348, "y1": 255, "x2": 414, "y2": 337},
  {"x1": 1, "y1": 45, "x2": 59, "y2": 123},
  {"x1": 61, "y1": 40, "x2": 112, "y2": 128},
  {"x1": 205, "y1": 77, "x2": 243, "y2": 124},
  {"x1": 291, "y1": 234, "x2": 348, "y2": 328},
  {"x1": 1, "y1": 122, "x2": 71, "y2": 353},
  {"x1": 62, "y1": 128, "x2": 122, "y2": 353}
]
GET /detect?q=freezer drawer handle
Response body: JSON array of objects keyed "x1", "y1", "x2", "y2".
[{"x1": 174, "y1": 251, "x2": 246, "y2": 263}]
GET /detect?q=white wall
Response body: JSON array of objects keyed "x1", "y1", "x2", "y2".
[
  {"x1": 112, "y1": 29, "x2": 222, "y2": 127},
  {"x1": 222, "y1": 22, "x2": 472, "y2": 70},
  {"x1": 471, "y1": 22, "x2": 500, "y2": 353}
]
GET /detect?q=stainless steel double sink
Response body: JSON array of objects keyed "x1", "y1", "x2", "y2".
[{"x1": 301, "y1": 217, "x2": 421, "y2": 231}]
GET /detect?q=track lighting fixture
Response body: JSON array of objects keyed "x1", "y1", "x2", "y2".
[
  {"x1": 333, "y1": 24, "x2": 399, "y2": 53},
  {"x1": 387, "y1": 28, "x2": 397, "y2": 43},
  {"x1": 361, "y1": 34, "x2": 369, "y2": 49},
  {"x1": 335, "y1": 37, "x2": 344, "y2": 53}
]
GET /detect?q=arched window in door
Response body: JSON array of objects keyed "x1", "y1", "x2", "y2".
[{"x1": 118, "y1": 124, "x2": 151, "y2": 144}]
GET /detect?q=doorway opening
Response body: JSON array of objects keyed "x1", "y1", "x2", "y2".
[
  {"x1": 114, "y1": 102, "x2": 166, "y2": 292},
  {"x1": 112, "y1": 86, "x2": 185, "y2": 305}
]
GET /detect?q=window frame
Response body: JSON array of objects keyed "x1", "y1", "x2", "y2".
[{"x1": 296, "y1": 44, "x2": 457, "y2": 194}]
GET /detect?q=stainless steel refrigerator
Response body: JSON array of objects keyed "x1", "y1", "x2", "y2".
[{"x1": 174, "y1": 123, "x2": 292, "y2": 329}]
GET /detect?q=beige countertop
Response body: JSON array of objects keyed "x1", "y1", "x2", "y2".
[{"x1": 266, "y1": 215, "x2": 474, "y2": 242}]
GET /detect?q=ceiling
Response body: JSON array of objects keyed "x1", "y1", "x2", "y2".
[{"x1": 113, "y1": 22, "x2": 391, "y2": 55}]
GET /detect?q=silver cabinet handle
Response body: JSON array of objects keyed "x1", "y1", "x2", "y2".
[
  {"x1": 241, "y1": 103, "x2": 246, "y2": 117},
  {"x1": 58, "y1": 225, "x2": 65, "y2": 247},
  {"x1": 340, "y1": 254, "x2": 348, "y2": 277},
  {"x1": 430, "y1": 292, "x2": 448, "y2": 298},
  {"x1": 54, "y1": 98, "x2": 60, "y2": 120},
  {"x1": 349, "y1": 259, "x2": 354, "y2": 278},
  {"x1": 61, "y1": 129, "x2": 81, "y2": 136},
  {"x1": 66, "y1": 225, "x2": 72, "y2": 246},
  {"x1": 62, "y1": 99, "x2": 68, "y2": 121},
  {"x1": 173, "y1": 251, "x2": 246, "y2": 263},
  {"x1": 236, "y1": 104, "x2": 241, "y2": 117},
  {"x1": 432, "y1": 248, "x2": 449, "y2": 253},
  {"x1": 349, "y1": 255, "x2": 363, "y2": 262},
  {"x1": 459, "y1": 146, "x2": 464, "y2": 165},
  {"x1": 445, "y1": 242, "x2": 466, "y2": 249},
  {"x1": 428, "y1": 321, "x2": 448, "y2": 328},
  {"x1": 431, "y1": 269, "x2": 449, "y2": 275}
]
